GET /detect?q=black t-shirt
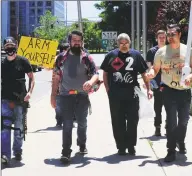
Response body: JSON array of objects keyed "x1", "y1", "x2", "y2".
[
  {"x1": 1, "y1": 55, "x2": 33, "y2": 101},
  {"x1": 101, "y1": 48, "x2": 148, "y2": 99},
  {"x1": 146, "y1": 45, "x2": 161, "y2": 86}
]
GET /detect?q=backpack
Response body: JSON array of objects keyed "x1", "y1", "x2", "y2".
[{"x1": 54, "y1": 49, "x2": 103, "y2": 94}]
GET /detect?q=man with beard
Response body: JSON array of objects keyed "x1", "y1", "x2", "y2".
[
  {"x1": 1, "y1": 37, "x2": 35, "y2": 163},
  {"x1": 51, "y1": 30, "x2": 99, "y2": 163},
  {"x1": 100, "y1": 33, "x2": 153, "y2": 156},
  {"x1": 146, "y1": 24, "x2": 192, "y2": 162}
]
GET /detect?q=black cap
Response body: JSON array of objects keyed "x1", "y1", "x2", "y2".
[{"x1": 3, "y1": 37, "x2": 17, "y2": 47}]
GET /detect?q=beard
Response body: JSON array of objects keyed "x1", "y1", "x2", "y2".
[{"x1": 70, "y1": 46, "x2": 81, "y2": 55}]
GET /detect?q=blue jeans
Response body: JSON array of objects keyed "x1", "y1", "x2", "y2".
[
  {"x1": 58, "y1": 94, "x2": 89, "y2": 154},
  {"x1": 162, "y1": 87, "x2": 191, "y2": 152},
  {"x1": 13, "y1": 104, "x2": 24, "y2": 156},
  {"x1": 1, "y1": 100, "x2": 24, "y2": 159}
]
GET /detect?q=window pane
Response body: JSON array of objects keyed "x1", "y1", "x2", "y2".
[
  {"x1": 37, "y1": 1, "x2": 43, "y2": 6},
  {"x1": 10, "y1": 18, "x2": 16, "y2": 24},
  {"x1": 46, "y1": 1, "x2": 52, "y2": 6},
  {"x1": 29, "y1": 2, "x2": 35, "y2": 7},
  {"x1": 10, "y1": 1, "x2": 16, "y2": 6},
  {"x1": 37, "y1": 8, "x2": 43, "y2": 16},
  {"x1": 37, "y1": 17, "x2": 41, "y2": 24},
  {"x1": 10, "y1": 9, "x2": 16, "y2": 16},
  {"x1": 29, "y1": 9, "x2": 35, "y2": 16},
  {"x1": 29, "y1": 17, "x2": 35, "y2": 24}
]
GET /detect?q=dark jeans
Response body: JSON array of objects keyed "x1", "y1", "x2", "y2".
[
  {"x1": 153, "y1": 89, "x2": 163, "y2": 127},
  {"x1": 58, "y1": 94, "x2": 89, "y2": 154},
  {"x1": 162, "y1": 87, "x2": 191, "y2": 152},
  {"x1": 108, "y1": 93, "x2": 139, "y2": 150},
  {"x1": 55, "y1": 96, "x2": 62, "y2": 124}
]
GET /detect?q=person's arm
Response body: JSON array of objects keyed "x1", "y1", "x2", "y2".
[
  {"x1": 87, "y1": 54, "x2": 99, "y2": 85},
  {"x1": 23, "y1": 58, "x2": 35, "y2": 101},
  {"x1": 51, "y1": 56, "x2": 61, "y2": 97},
  {"x1": 136, "y1": 53, "x2": 153, "y2": 99},
  {"x1": 146, "y1": 49, "x2": 154, "y2": 69},
  {"x1": 103, "y1": 71, "x2": 109, "y2": 92},
  {"x1": 26, "y1": 72, "x2": 35, "y2": 94},
  {"x1": 50, "y1": 55, "x2": 62, "y2": 108},
  {"x1": 100, "y1": 53, "x2": 110, "y2": 92},
  {"x1": 185, "y1": 49, "x2": 192, "y2": 86},
  {"x1": 146, "y1": 50, "x2": 162, "y2": 80},
  {"x1": 83, "y1": 55, "x2": 99, "y2": 91}
]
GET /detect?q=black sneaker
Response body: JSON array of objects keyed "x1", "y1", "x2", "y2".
[
  {"x1": 117, "y1": 149, "x2": 126, "y2": 155},
  {"x1": 155, "y1": 127, "x2": 161, "y2": 136},
  {"x1": 128, "y1": 146, "x2": 136, "y2": 155},
  {"x1": 56, "y1": 122, "x2": 62, "y2": 127},
  {"x1": 60, "y1": 150, "x2": 72, "y2": 164},
  {"x1": 176, "y1": 142, "x2": 187, "y2": 154},
  {"x1": 1, "y1": 155, "x2": 9, "y2": 165},
  {"x1": 79, "y1": 144, "x2": 88, "y2": 154},
  {"x1": 15, "y1": 153, "x2": 22, "y2": 161},
  {"x1": 164, "y1": 151, "x2": 176, "y2": 162}
]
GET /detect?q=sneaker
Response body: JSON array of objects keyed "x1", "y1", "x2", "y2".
[
  {"x1": 176, "y1": 142, "x2": 187, "y2": 154},
  {"x1": 79, "y1": 144, "x2": 88, "y2": 154},
  {"x1": 128, "y1": 146, "x2": 136, "y2": 155},
  {"x1": 60, "y1": 150, "x2": 72, "y2": 164},
  {"x1": 164, "y1": 151, "x2": 176, "y2": 162},
  {"x1": 155, "y1": 127, "x2": 161, "y2": 136},
  {"x1": 1, "y1": 155, "x2": 9, "y2": 165},
  {"x1": 117, "y1": 149, "x2": 126, "y2": 155},
  {"x1": 15, "y1": 153, "x2": 22, "y2": 161},
  {"x1": 56, "y1": 122, "x2": 62, "y2": 127}
]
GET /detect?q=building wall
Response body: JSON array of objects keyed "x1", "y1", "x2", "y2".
[
  {"x1": 2, "y1": 1, "x2": 65, "y2": 39},
  {"x1": 54, "y1": 1, "x2": 65, "y2": 22},
  {"x1": 1, "y1": 1, "x2": 9, "y2": 41}
]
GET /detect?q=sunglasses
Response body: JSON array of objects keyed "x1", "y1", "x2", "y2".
[
  {"x1": 167, "y1": 33, "x2": 177, "y2": 37},
  {"x1": 119, "y1": 43, "x2": 129, "y2": 46}
]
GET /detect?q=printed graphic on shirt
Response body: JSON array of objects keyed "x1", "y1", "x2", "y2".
[
  {"x1": 155, "y1": 44, "x2": 191, "y2": 89},
  {"x1": 111, "y1": 57, "x2": 124, "y2": 71}
]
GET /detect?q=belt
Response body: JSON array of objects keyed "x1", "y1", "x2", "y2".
[{"x1": 68, "y1": 90, "x2": 78, "y2": 95}]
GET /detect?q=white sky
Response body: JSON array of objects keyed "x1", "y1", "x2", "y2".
[{"x1": 66, "y1": 1, "x2": 102, "y2": 22}]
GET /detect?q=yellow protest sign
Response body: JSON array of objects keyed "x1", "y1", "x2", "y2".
[{"x1": 17, "y1": 36, "x2": 58, "y2": 68}]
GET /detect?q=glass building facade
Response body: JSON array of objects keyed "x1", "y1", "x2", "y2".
[{"x1": 1, "y1": 1, "x2": 65, "y2": 40}]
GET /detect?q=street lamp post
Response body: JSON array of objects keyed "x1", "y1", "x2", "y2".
[
  {"x1": 77, "y1": 0, "x2": 83, "y2": 32},
  {"x1": 142, "y1": 0, "x2": 147, "y2": 59},
  {"x1": 136, "y1": 1, "x2": 140, "y2": 51},
  {"x1": 131, "y1": 0, "x2": 135, "y2": 48}
]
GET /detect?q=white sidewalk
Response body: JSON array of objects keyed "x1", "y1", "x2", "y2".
[{"x1": 2, "y1": 72, "x2": 192, "y2": 176}]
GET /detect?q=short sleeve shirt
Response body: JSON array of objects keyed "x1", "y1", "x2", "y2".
[{"x1": 154, "y1": 44, "x2": 192, "y2": 90}]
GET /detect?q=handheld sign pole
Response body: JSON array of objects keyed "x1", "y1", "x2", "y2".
[{"x1": 180, "y1": 2, "x2": 192, "y2": 87}]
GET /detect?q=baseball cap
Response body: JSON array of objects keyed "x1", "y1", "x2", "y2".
[{"x1": 3, "y1": 37, "x2": 17, "y2": 47}]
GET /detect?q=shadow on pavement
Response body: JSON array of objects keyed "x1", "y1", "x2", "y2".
[
  {"x1": 44, "y1": 153, "x2": 150, "y2": 167},
  {"x1": 139, "y1": 135, "x2": 166, "y2": 141},
  {"x1": 44, "y1": 158, "x2": 70, "y2": 167},
  {"x1": 44, "y1": 154, "x2": 97, "y2": 168},
  {"x1": 1, "y1": 158, "x2": 25, "y2": 170},
  {"x1": 29, "y1": 126, "x2": 62, "y2": 133},
  {"x1": 97, "y1": 153, "x2": 150, "y2": 164},
  {"x1": 139, "y1": 154, "x2": 192, "y2": 167}
]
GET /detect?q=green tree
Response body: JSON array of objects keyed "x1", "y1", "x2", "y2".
[
  {"x1": 95, "y1": 1, "x2": 161, "y2": 42},
  {"x1": 70, "y1": 18, "x2": 102, "y2": 51},
  {"x1": 95, "y1": 1, "x2": 132, "y2": 34},
  {"x1": 34, "y1": 10, "x2": 69, "y2": 42},
  {"x1": 148, "y1": 1, "x2": 191, "y2": 43}
]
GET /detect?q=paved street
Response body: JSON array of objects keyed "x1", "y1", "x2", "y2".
[{"x1": 2, "y1": 68, "x2": 192, "y2": 175}]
